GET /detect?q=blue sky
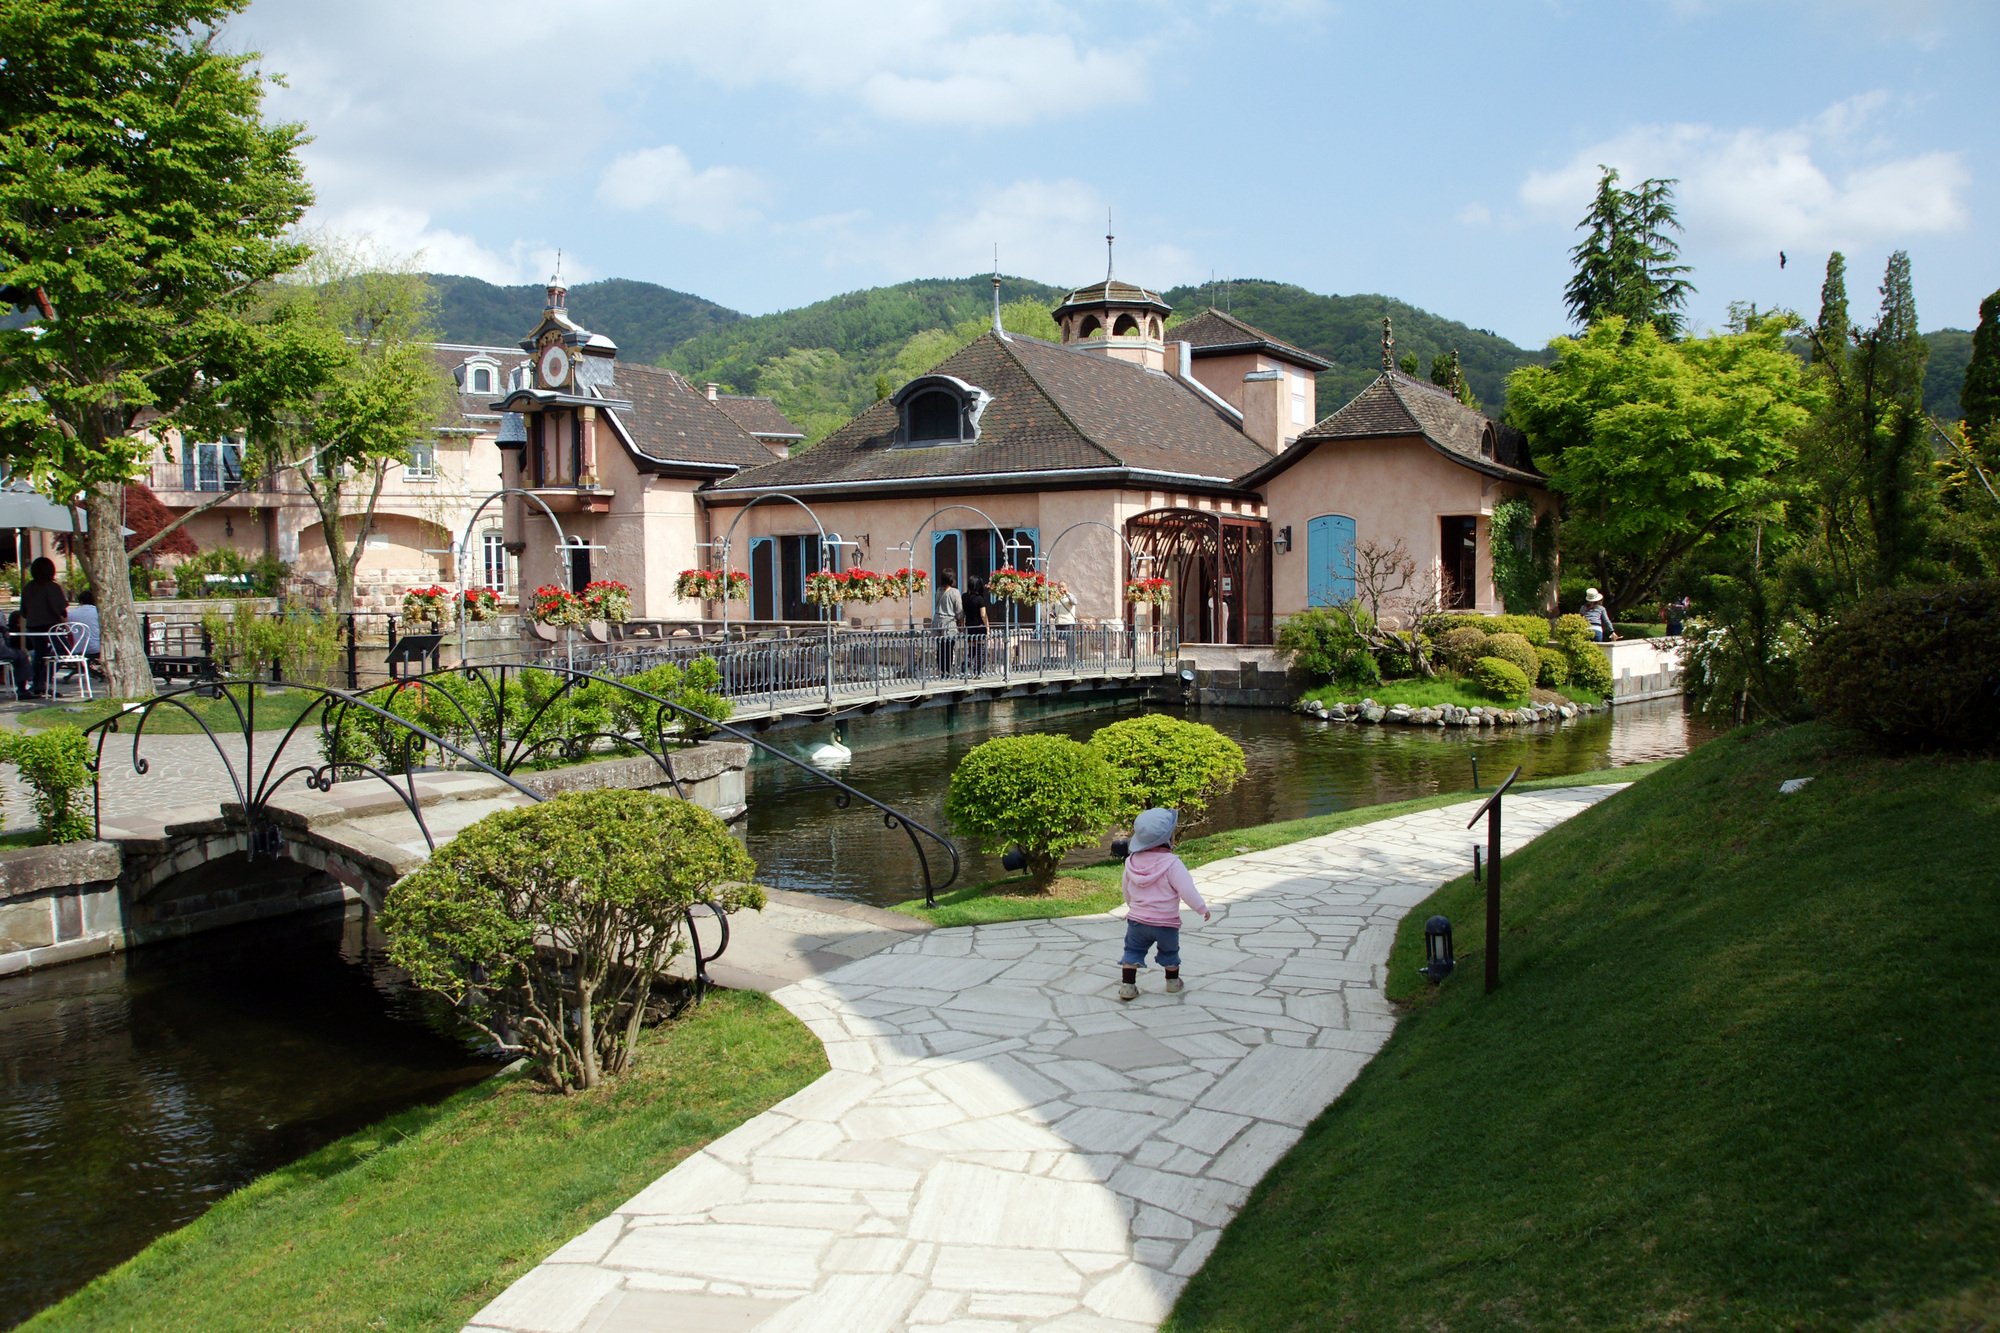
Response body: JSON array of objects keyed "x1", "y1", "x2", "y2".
[{"x1": 232, "y1": 0, "x2": 1994, "y2": 348}]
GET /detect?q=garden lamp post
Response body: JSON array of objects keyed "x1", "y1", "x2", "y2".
[{"x1": 1466, "y1": 764, "x2": 1522, "y2": 994}]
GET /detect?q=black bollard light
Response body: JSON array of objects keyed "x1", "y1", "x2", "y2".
[
  {"x1": 1471, "y1": 752, "x2": 1481, "y2": 790},
  {"x1": 1421, "y1": 916, "x2": 1455, "y2": 983},
  {"x1": 1472, "y1": 844, "x2": 1482, "y2": 883},
  {"x1": 1001, "y1": 847, "x2": 1027, "y2": 872},
  {"x1": 1111, "y1": 838, "x2": 1131, "y2": 860}
]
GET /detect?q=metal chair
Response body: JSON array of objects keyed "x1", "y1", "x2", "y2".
[{"x1": 46, "y1": 622, "x2": 93, "y2": 700}]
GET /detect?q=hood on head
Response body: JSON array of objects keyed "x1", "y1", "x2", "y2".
[{"x1": 1129, "y1": 807, "x2": 1179, "y2": 854}]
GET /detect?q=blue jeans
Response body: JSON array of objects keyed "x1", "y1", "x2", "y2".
[{"x1": 1121, "y1": 920, "x2": 1181, "y2": 969}]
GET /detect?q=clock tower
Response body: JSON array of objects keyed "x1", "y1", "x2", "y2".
[{"x1": 488, "y1": 276, "x2": 629, "y2": 501}]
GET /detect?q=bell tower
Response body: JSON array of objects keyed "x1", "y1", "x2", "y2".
[{"x1": 1052, "y1": 225, "x2": 1172, "y2": 371}]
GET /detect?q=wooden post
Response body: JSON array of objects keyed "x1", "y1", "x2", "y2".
[{"x1": 1466, "y1": 765, "x2": 1523, "y2": 996}]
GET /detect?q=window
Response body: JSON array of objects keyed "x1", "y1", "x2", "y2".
[
  {"x1": 1441, "y1": 516, "x2": 1477, "y2": 609},
  {"x1": 908, "y1": 391, "x2": 960, "y2": 442},
  {"x1": 472, "y1": 367, "x2": 492, "y2": 394},
  {"x1": 406, "y1": 439, "x2": 436, "y2": 480},
  {"x1": 481, "y1": 531, "x2": 507, "y2": 593},
  {"x1": 1291, "y1": 371, "x2": 1312, "y2": 426},
  {"x1": 183, "y1": 440, "x2": 243, "y2": 492}
]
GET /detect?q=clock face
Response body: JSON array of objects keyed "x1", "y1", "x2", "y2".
[{"x1": 538, "y1": 344, "x2": 571, "y2": 388}]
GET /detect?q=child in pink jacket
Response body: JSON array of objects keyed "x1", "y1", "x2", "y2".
[{"x1": 1118, "y1": 807, "x2": 1209, "y2": 1000}]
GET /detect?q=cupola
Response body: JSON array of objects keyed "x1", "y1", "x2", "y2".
[{"x1": 1052, "y1": 227, "x2": 1171, "y2": 371}]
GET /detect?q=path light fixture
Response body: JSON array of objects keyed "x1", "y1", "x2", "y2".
[
  {"x1": 1470, "y1": 752, "x2": 1481, "y2": 789},
  {"x1": 1002, "y1": 847, "x2": 1027, "y2": 872},
  {"x1": 1111, "y1": 838, "x2": 1131, "y2": 859},
  {"x1": 1421, "y1": 915, "x2": 1455, "y2": 983}
]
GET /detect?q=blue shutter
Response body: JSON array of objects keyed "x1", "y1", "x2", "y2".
[{"x1": 1307, "y1": 515, "x2": 1356, "y2": 607}]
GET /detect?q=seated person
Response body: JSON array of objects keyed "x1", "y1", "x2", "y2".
[
  {"x1": 0, "y1": 609, "x2": 29, "y2": 698},
  {"x1": 1580, "y1": 587, "x2": 1618, "y2": 642},
  {"x1": 19, "y1": 557, "x2": 68, "y2": 697},
  {"x1": 69, "y1": 590, "x2": 101, "y2": 658}
]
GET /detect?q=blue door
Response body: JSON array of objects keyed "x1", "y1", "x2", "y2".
[{"x1": 1307, "y1": 514, "x2": 1356, "y2": 607}]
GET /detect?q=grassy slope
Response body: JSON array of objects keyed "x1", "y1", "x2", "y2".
[
  {"x1": 26, "y1": 991, "x2": 826, "y2": 1333},
  {"x1": 1169, "y1": 723, "x2": 2000, "y2": 1332},
  {"x1": 895, "y1": 761, "x2": 1674, "y2": 929}
]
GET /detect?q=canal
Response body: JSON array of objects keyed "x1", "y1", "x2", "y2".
[{"x1": 0, "y1": 695, "x2": 1711, "y2": 1327}]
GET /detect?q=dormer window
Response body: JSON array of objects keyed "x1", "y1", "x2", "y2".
[
  {"x1": 891, "y1": 374, "x2": 991, "y2": 447},
  {"x1": 460, "y1": 354, "x2": 501, "y2": 397},
  {"x1": 472, "y1": 367, "x2": 492, "y2": 394},
  {"x1": 1480, "y1": 425, "x2": 1496, "y2": 460}
]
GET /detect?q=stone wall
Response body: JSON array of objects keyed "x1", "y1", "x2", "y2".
[
  {"x1": 0, "y1": 841, "x2": 125, "y2": 977},
  {"x1": 1604, "y1": 636, "x2": 1685, "y2": 703}
]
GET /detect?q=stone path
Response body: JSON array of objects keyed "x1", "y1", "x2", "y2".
[{"x1": 466, "y1": 785, "x2": 1623, "y2": 1333}]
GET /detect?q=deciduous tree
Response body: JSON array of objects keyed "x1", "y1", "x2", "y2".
[{"x1": 0, "y1": 0, "x2": 312, "y2": 696}]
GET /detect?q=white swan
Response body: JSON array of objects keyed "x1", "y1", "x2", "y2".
[{"x1": 807, "y1": 728, "x2": 852, "y2": 768}]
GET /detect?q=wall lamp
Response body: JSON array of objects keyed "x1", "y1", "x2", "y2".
[{"x1": 1276, "y1": 525, "x2": 1292, "y2": 552}]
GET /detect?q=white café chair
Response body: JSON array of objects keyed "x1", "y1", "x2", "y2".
[{"x1": 46, "y1": 621, "x2": 94, "y2": 700}]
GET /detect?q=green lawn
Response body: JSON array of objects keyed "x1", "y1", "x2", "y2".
[
  {"x1": 1299, "y1": 677, "x2": 1604, "y2": 711},
  {"x1": 894, "y1": 760, "x2": 1676, "y2": 929},
  {"x1": 20, "y1": 687, "x2": 326, "y2": 735},
  {"x1": 1168, "y1": 722, "x2": 2000, "y2": 1331},
  {"x1": 25, "y1": 990, "x2": 826, "y2": 1333}
]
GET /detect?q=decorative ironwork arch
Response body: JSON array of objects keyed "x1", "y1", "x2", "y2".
[{"x1": 1123, "y1": 507, "x2": 1273, "y2": 645}]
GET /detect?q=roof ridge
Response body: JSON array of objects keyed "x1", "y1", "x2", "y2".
[{"x1": 988, "y1": 333, "x2": 1128, "y2": 469}]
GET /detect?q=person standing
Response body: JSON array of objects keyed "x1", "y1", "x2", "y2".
[
  {"x1": 1581, "y1": 587, "x2": 1619, "y2": 642},
  {"x1": 963, "y1": 575, "x2": 992, "y2": 675},
  {"x1": 935, "y1": 572, "x2": 962, "y2": 676},
  {"x1": 1050, "y1": 580, "x2": 1078, "y2": 665},
  {"x1": 1116, "y1": 807, "x2": 1209, "y2": 1000},
  {"x1": 20, "y1": 557, "x2": 68, "y2": 698}
]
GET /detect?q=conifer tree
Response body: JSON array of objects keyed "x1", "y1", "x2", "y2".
[
  {"x1": 1563, "y1": 167, "x2": 1696, "y2": 338},
  {"x1": 1815, "y1": 253, "x2": 1850, "y2": 364},
  {"x1": 1962, "y1": 287, "x2": 2000, "y2": 440}
]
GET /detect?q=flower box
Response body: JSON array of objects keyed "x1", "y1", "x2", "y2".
[
  {"x1": 458, "y1": 587, "x2": 501, "y2": 623},
  {"x1": 581, "y1": 579, "x2": 632, "y2": 624},
  {"x1": 402, "y1": 584, "x2": 451, "y2": 628},
  {"x1": 530, "y1": 585, "x2": 584, "y2": 627}
]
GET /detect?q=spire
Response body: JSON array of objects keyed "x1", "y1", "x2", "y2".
[
  {"x1": 547, "y1": 248, "x2": 567, "y2": 312},
  {"x1": 1105, "y1": 209, "x2": 1114, "y2": 283},
  {"x1": 992, "y1": 244, "x2": 1008, "y2": 341},
  {"x1": 1380, "y1": 316, "x2": 1393, "y2": 371},
  {"x1": 1448, "y1": 348, "x2": 1463, "y2": 400}
]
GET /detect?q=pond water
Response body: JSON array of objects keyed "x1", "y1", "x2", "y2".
[
  {"x1": 0, "y1": 694, "x2": 1712, "y2": 1328},
  {"x1": 742, "y1": 695, "x2": 1716, "y2": 907}
]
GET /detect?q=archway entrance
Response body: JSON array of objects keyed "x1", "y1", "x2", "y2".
[{"x1": 1124, "y1": 508, "x2": 1273, "y2": 645}]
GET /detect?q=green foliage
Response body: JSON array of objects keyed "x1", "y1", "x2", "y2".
[
  {"x1": 1561, "y1": 167, "x2": 1695, "y2": 338},
  {"x1": 620, "y1": 657, "x2": 733, "y2": 740},
  {"x1": 0, "y1": 726, "x2": 94, "y2": 842},
  {"x1": 1565, "y1": 641, "x2": 1614, "y2": 697},
  {"x1": 200, "y1": 599, "x2": 338, "y2": 682},
  {"x1": 1437, "y1": 627, "x2": 1490, "y2": 673},
  {"x1": 1490, "y1": 496, "x2": 1557, "y2": 614},
  {"x1": 1535, "y1": 646, "x2": 1571, "y2": 687},
  {"x1": 1088, "y1": 715, "x2": 1245, "y2": 832},
  {"x1": 172, "y1": 546, "x2": 289, "y2": 597},
  {"x1": 1471, "y1": 655, "x2": 1531, "y2": 704},
  {"x1": 943, "y1": 735, "x2": 1126, "y2": 888},
  {"x1": 381, "y1": 790, "x2": 765, "y2": 1091},
  {"x1": 1483, "y1": 631, "x2": 1540, "y2": 680},
  {"x1": 1508, "y1": 315, "x2": 1820, "y2": 615},
  {"x1": 1800, "y1": 580, "x2": 2000, "y2": 750},
  {"x1": 1275, "y1": 608, "x2": 1379, "y2": 689},
  {"x1": 1961, "y1": 289, "x2": 2000, "y2": 439},
  {"x1": 427, "y1": 275, "x2": 741, "y2": 364}
]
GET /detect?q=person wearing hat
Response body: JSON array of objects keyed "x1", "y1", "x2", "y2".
[
  {"x1": 1117, "y1": 807, "x2": 1209, "y2": 1001},
  {"x1": 1581, "y1": 587, "x2": 1619, "y2": 642}
]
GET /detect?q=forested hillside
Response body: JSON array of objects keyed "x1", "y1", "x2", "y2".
[{"x1": 426, "y1": 275, "x2": 741, "y2": 364}]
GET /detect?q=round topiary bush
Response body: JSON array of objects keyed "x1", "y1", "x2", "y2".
[
  {"x1": 944, "y1": 734, "x2": 1128, "y2": 889},
  {"x1": 1485, "y1": 632, "x2": 1540, "y2": 680},
  {"x1": 1489, "y1": 613, "x2": 1551, "y2": 647},
  {"x1": 1439, "y1": 627, "x2": 1490, "y2": 672},
  {"x1": 1535, "y1": 646, "x2": 1570, "y2": 688},
  {"x1": 1551, "y1": 613, "x2": 1596, "y2": 656},
  {"x1": 1800, "y1": 580, "x2": 2000, "y2": 750},
  {"x1": 379, "y1": 790, "x2": 765, "y2": 1092},
  {"x1": 1472, "y1": 655, "x2": 1531, "y2": 704},
  {"x1": 1565, "y1": 641, "x2": 1614, "y2": 696},
  {"x1": 1090, "y1": 714, "x2": 1245, "y2": 831}
]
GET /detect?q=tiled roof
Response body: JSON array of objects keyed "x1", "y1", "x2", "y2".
[
  {"x1": 714, "y1": 395, "x2": 804, "y2": 440},
  {"x1": 606, "y1": 364, "x2": 775, "y2": 472},
  {"x1": 1239, "y1": 370, "x2": 1542, "y2": 489},
  {"x1": 1167, "y1": 309, "x2": 1331, "y2": 371},
  {"x1": 1053, "y1": 278, "x2": 1172, "y2": 314},
  {"x1": 707, "y1": 332, "x2": 1273, "y2": 496}
]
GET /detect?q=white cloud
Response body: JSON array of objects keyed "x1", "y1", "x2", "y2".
[
  {"x1": 596, "y1": 147, "x2": 769, "y2": 232},
  {"x1": 318, "y1": 206, "x2": 583, "y2": 286},
  {"x1": 1457, "y1": 202, "x2": 1492, "y2": 226},
  {"x1": 1518, "y1": 94, "x2": 1969, "y2": 253}
]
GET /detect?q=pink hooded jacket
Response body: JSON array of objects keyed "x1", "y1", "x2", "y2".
[{"x1": 1122, "y1": 848, "x2": 1208, "y2": 928}]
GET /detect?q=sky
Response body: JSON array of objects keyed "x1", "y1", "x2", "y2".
[{"x1": 228, "y1": 0, "x2": 1996, "y2": 348}]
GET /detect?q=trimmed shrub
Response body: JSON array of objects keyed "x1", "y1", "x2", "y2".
[
  {"x1": 380, "y1": 790, "x2": 764, "y2": 1092},
  {"x1": 1484, "y1": 632, "x2": 1540, "y2": 680},
  {"x1": 1801, "y1": 580, "x2": 2000, "y2": 750},
  {"x1": 1489, "y1": 614, "x2": 1551, "y2": 647},
  {"x1": 1566, "y1": 641, "x2": 1614, "y2": 696},
  {"x1": 1439, "y1": 627, "x2": 1490, "y2": 673},
  {"x1": 1536, "y1": 646, "x2": 1571, "y2": 688},
  {"x1": 1472, "y1": 655, "x2": 1532, "y2": 704},
  {"x1": 944, "y1": 735, "x2": 1127, "y2": 888},
  {"x1": 1276, "y1": 608, "x2": 1379, "y2": 690},
  {"x1": 1551, "y1": 612, "x2": 1596, "y2": 656},
  {"x1": 0, "y1": 726, "x2": 94, "y2": 842},
  {"x1": 1090, "y1": 715, "x2": 1245, "y2": 831}
]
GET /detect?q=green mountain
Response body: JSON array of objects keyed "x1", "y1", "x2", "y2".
[
  {"x1": 1162, "y1": 280, "x2": 1552, "y2": 413},
  {"x1": 662, "y1": 276, "x2": 1070, "y2": 444},
  {"x1": 425, "y1": 275, "x2": 741, "y2": 364}
]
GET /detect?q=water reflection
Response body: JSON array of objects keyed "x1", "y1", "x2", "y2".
[
  {"x1": 743, "y1": 696, "x2": 1715, "y2": 907},
  {"x1": 0, "y1": 908, "x2": 500, "y2": 1328}
]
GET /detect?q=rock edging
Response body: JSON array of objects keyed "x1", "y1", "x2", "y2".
[{"x1": 1296, "y1": 696, "x2": 1609, "y2": 727}]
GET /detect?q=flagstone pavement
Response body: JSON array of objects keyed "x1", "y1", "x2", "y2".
[{"x1": 466, "y1": 784, "x2": 1624, "y2": 1333}]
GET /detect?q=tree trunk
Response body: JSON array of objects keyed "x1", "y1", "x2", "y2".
[{"x1": 85, "y1": 481, "x2": 155, "y2": 699}]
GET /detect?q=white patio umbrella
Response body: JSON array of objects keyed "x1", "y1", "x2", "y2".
[{"x1": 0, "y1": 486, "x2": 90, "y2": 532}]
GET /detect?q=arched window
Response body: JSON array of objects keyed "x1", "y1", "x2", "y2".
[
  {"x1": 1077, "y1": 315, "x2": 1101, "y2": 338},
  {"x1": 1480, "y1": 426, "x2": 1496, "y2": 460},
  {"x1": 1112, "y1": 314, "x2": 1141, "y2": 337},
  {"x1": 472, "y1": 367, "x2": 492, "y2": 394},
  {"x1": 908, "y1": 391, "x2": 960, "y2": 442}
]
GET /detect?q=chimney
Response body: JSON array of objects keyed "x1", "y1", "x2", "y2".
[
  {"x1": 706, "y1": 383, "x2": 719, "y2": 402},
  {"x1": 1240, "y1": 369, "x2": 1284, "y2": 453}
]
